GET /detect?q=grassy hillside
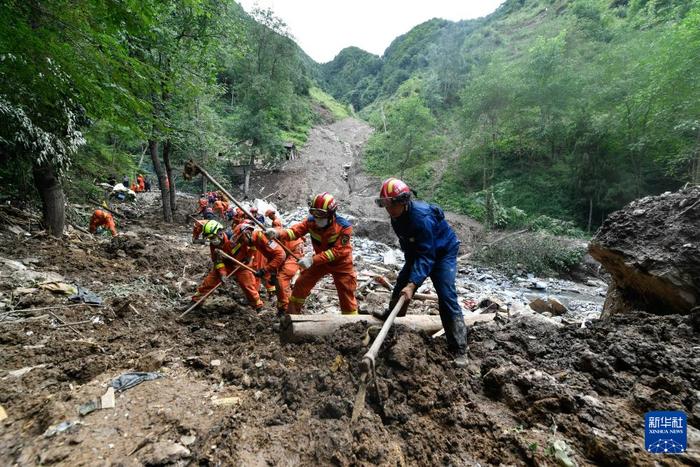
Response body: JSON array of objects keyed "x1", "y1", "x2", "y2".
[{"x1": 319, "y1": 0, "x2": 699, "y2": 232}]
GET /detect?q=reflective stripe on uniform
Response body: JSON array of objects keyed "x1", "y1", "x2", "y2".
[
  {"x1": 323, "y1": 250, "x2": 335, "y2": 261},
  {"x1": 309, "y1": 230, "x2": 322, "y2": 242},
  {"x1": 290, "y1": 296, "x2": 305, "y2": 304},
  {"x1": 328, "y1": 233, "x2": 339, "y2": 243},
  {"x1": 341, "y1": 309, "x2": 358, "y2": 315},
  {"x1": 215, "y1": 262, "x2": 225, "y2": 269},
  {"x1": 231, "y1": 243, "x2": 241, "y2": 254},
  {"x1": 285, "y1": 229, "x2": 295, "y2": 240}
]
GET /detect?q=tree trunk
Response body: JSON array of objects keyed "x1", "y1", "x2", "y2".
[
  {"x1": 32, "y1": 162, "x2": 65, "y2": 237},
  {"x1": 149, "y1": 139, "x2": 172, "y2": 222},
  {"x1": 587, "y1": 197, "x2": 593, "y2": 234},
  {"x1": 281, "y1": 313, "x2": 495, "y2": 344},
  {"x1": 163, "y1": 139, "x2": 176, "y2": 214}
]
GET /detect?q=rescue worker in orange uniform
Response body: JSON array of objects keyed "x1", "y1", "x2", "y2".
[
  {"x1": 266, "y1": 209, "x2": 282, "y2": 228},
  {"x1": 89, "y1": 209, "x2": 117, "y2": 237},
  {"x1": 191, "y1": 219, "x2": 208, "y2": 244},
  {"x1": 213, "y1": 199, "x2": 229, "y2": 218},
  {"x1": 195, "y1": 197, "x2": 208, "y2": 215},
  {"x1": 137, "y1": 174, "x2": 145, "y2": 192},
  {"x1": 266, "y1": 192, "x2": 357, "y2": 315},
  {"x1": 192, "y1": 221, "x2": 285, "y2": 311},
  {"x1": 249, "y1": 206, "x2": 265, "y2": 224},
  {"x1": 276, "y1": 236, "x2": 304, "y2": 315}
]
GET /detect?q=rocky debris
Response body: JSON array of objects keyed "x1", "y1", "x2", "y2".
[
  {"x1": 141, "y1": 441, "x2": 190, "y2": 465},
  {"x1": 529, "y1": 297, "x2": 568, "y2": 316},
  {"x1": 137, "y1": 350, "x2": 168, "y2": 372},
  {"x1": 589, "y1": 186, "x2": 700, "y2": 317}
]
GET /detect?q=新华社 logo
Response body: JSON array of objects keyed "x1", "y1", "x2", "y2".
[{"x1": 645, "y1": 411, "x2": 687, "y2": 454}]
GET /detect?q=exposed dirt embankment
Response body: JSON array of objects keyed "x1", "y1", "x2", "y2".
[{"x1": 250, "y1": 118, "x2": 483, "y2": 250}]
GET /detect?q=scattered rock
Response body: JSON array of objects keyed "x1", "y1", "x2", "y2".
[
  {"x1": 529, "y1": 298, "x2": 568, "y2": 316},
  {"x1": 137, "y1": 350, "x2": 168, "y2": 372},
  {"x1": 141, "y1": 441, "x2": 190, "y2": 465},
  {"x1": 38, "y1": 447, "x2": 71, "y2": 465},
  {"x1": 478, "y1": 296, "x2": 507, "y2": 313},
  {"x1": 212, "y1": 397, "x2": 241, "y2": 406},
  {"x1": 180, "y1": 435, "x2": 196, "y2": 446}
]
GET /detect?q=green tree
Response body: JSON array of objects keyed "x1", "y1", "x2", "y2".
[{"x1": 0, "y1": 0, "x2": 157, "y2": 235}]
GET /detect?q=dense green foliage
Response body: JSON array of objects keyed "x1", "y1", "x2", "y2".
[
  {"x1": 0, "y1": 0, "x2": 346, "y2": 228},
  {"x1": 472, "y1": 232, "x2": 587, "y2": 276},
  {"x1": 325, "y1": 0, "x2": 700, "y2": 231}
]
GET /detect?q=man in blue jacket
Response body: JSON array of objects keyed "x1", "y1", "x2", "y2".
[{"x1": 373, "y1": 177, "x2": 468, "y2": 367}]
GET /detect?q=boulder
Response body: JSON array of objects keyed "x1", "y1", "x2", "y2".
[
  {"x1": 589, "y1": 186, "x2": 700, "y2": 317},
  {"x1": 528, "y1": 297, "x2": 568, "y2": 316}
]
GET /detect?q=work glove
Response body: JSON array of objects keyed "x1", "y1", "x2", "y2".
[
  {"x1": 254, "y1": 268, "x2": 266, "y2": 278},
  {"x1": 297, "y1": 253, "x2": 313, "y2": 269},
  {"x1": 265, "y1": 228, "x2": 279, "y2": 239}
]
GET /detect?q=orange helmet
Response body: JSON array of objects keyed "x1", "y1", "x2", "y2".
[
  {"x1": 376, "y1": 178, "x2": 411, "y2": 207},
  {"x1": 309, "y1": 192, "x2": 337, "y2": 218}
]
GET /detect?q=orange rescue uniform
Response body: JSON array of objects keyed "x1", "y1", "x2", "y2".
[
  {"x1": 276, "y1": 215, "x2": 357, "y2": 314},
  {"x1": 191, "y1": 219, "x2": 208, "y2": 241},
  {"x1": 89, "y1": 210, "x2": 117, "y2": 236},
  {"x1": 193, "y1": 230, "x2": 285, "y2": 310},
  {"x1": 277, "y1": 238, "x2": 303, "y2": 312},
  {"x1": 213, "y1": 200, "x2": 229, "y2": 218}
]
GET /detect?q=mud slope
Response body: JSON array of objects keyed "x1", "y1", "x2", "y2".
[
  {"x1": 251, "y1": 117, "x2": 483, "y2": 248},
  {"x1": 0, "y1": 189, "x2": 698, "y2": 466}
]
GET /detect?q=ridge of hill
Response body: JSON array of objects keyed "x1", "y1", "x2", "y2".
[{"x1": 314, "y1": 0, "x2": 699, "y2": 232}]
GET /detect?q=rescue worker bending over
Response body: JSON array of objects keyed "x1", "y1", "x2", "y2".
[
  {"x1": 266, "y1": 209, "x2": 282, "y2": 228},
  {"x1": 267, "y1": 192, "x2": 357, "y2": 315},
  {"x1": 213, "y1": 198, "x2": 229, "y2": 218},
  {"x1": 192, "y1": 220, "x2": 285, "y2": 311},
  {"x1": 191, "y1": 219, "x2": 208, "y2": 244},
  {"x1": 89, "y1": 209, "x2": 117, "y2": 237},
  {"x1": 374, "y1": 178, "x2": 468, "y2": 367},
  {"x1": 250, "y1": 206, "x2": 265, "y2": 224}
]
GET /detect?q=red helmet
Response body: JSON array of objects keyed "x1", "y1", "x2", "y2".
[
  {"x1": 233, "y1": 220, "x2": 255, "y2": 242},
  {"x1": 376, "y1": 178, "x2": 411, "y2": 207},
  {"x1": 309, "y1": 192, "x2": 337, "y2": 218},
  {"x1": 250, "y1": 206, "x2": 258, "y2": 213},
  {"x1": 265, "y1": 209, "x2": 276, "y2": 217}
]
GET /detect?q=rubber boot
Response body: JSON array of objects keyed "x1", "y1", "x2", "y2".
[{"x1": 445, "y1": 316, "x2": 468, "y2": 368}]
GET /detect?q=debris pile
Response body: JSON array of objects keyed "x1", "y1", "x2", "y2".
[{"x1": 590, "y1": 186, "x2": 700, "y2": 317}]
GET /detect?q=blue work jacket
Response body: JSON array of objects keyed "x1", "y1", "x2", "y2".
[{"x1": 390, "y1": 200, "x2": 459, "y2": 286}]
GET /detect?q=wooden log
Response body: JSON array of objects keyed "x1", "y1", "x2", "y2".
[{"x1": 280, "y1": 313, "x2": 495, "y2": 343}]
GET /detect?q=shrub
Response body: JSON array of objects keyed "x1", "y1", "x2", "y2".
[{"x1": 472, "y1": 232, "x2": 587, "y2": 276}]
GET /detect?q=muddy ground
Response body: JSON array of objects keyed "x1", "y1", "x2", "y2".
[{"x1": 1, "y1": 119, "x2": 698, "y2": 466}]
